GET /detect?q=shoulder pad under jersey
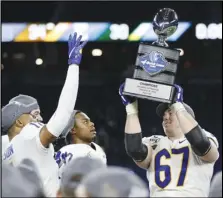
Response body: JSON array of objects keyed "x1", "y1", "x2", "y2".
[
  {"x1": 91, "y1": 142, "x2": 107, "y2": 163},
  {"x1": 20, "y1": 122, "x2": 44, "y2": 139}
]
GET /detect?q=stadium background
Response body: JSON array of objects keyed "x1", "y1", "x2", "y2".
[{"x1": 1, "y1": 1, "x2": 222, "y2": 182}]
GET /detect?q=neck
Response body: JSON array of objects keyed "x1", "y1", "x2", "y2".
[
  {"x1": 167, "y1": 130, "x2": 185, "y2": 141},
  {"x1": 8, "y1": 135, "x2": 13, "y2": 142},
  {"x1": 8, "y1": 133, "x2": 16, "y2": 142},
  {"x1": 8, "y1": 128, "x2": 20, "y2": 141},
  {"x1": 72, "y1": 136, "x2": 91, "y2": 145}
]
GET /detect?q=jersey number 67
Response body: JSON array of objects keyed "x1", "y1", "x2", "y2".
[{"x1": 155, "y1": 146, "x2": 189, "y2": 189}]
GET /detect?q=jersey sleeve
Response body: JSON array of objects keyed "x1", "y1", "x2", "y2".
[
  {"x1": 2, "y1": 135, "x2": 9, "y2": 152},
  {"x1": 2, "y1": 143, "x2": 14, "y2": 164},
  {"x1": 20, "y1": 122, "x2": 53, "y2": 153}
]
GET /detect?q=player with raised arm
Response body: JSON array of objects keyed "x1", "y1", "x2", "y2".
[
  {"x1": 2, "y1": 33, "x2": 87, "y2": 197},
  {"x1": 54, "y1": 110, "x2": 107, "y2": 178},
  {"x1": 2, "y1": 95, "x2": 43, "y2": 152},
  {"x1": 119, "y1": 83, "x2": 219, "y2": 197}
]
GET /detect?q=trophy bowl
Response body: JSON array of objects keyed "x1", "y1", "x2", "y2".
[{"x1": 153, "y1": 8, "x2": 178, "y2": 38}]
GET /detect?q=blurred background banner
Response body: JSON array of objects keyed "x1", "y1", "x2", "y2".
[
  {"x1": 2, "y1": 22, "x2": 222, "y2": 42},
  {"x1": 2, "y1": 1, "x2": 222, "y2": 182},
  {"x1": 2, "y1": 22, "x2": 194, "y2": 42}
]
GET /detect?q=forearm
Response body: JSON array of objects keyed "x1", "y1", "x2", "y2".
[
  {"x1": 45, "y1": 65, "x2": 79, "y2": 138},
  {"x1": 173, "y1": 103, "x2": 198, "y2": 134},
  {"x1": 173, "y1": 103, "x2": 219, "y2": 162},
  {"x1": 124, "y1": 115, "x2": 151, "y2": 165},
  {"x1": 125, "y1": 114, "x2": 141, "y2": 134},
  {"x1": 124, "y1": 103, "x2": 148, "y2": 162},
  {"x1": 55, "y1": 65, "x2": 79, "y2": 113}
]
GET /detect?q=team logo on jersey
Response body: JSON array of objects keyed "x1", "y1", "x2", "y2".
[
  {"x1": 139, "y1": 51, "x2": 169, "y2": 76},
  {"x1": 149, "y1": 135, "x2": 161, "y2": 150},
  {"x1": 149, "y1": 135, "x2": 160, "y2": 143},
  {"x1": 3, "y1": 145, "x2": 14, "y2": 160}
]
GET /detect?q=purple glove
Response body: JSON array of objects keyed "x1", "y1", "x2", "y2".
[
  {"x1": 119, "y1": 83, "x2": 136, "y2": 106},
  {"x1": 68, "y1": 32, "x2": 87, "y2": 65},
  {"x1": 174, "y1": 84, "x2": 183, "y2": 102}
]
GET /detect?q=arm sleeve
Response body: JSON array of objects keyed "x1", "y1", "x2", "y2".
[
  {"x1": 204, "y1": 130, "x2": 219, "y2": 148},
  {"x1": 192, "y1": 130, "x2": 219, "y2": 164},
  {"x1": 46, "y1": 65, "x2": 79, "y2": 137}
]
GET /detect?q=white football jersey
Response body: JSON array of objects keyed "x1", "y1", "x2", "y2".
[
  {"x1": 142, "y1": 130, "x2": 219, "y2": 197},
  {"x1": 2, "y1": 122, "x2": 60, "y2": 197},
  {"x1": 2, "y1": 135, "x2": 9, "y2": 152},
  {"x1": 56, "y1": 142, "x2": 107, "y2": 178}
]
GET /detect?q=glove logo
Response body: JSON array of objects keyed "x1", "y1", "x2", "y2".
[{"x1": 139, "y1": 51, "x2": 169, "y2": 76}]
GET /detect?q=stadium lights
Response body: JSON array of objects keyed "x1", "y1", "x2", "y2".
[
  {"x1": 46, "y1": 22, "x2": 55, "y2": 30},
  {"x1": 92, "y1": 49, "x2": 102, "y2": 56},
  {"x1": 109, "y1": 23, "x2": 129, "y2": 40},
  {"x1": 35, "y1": 58, "x2": 43, "y2": 65},
  {"x1": 195, "y1": 23, "x2": 222, "y2": 40}
]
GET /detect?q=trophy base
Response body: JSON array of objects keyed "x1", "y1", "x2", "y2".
[{"x1": 123, "y1": 78, "x2": 175, "y2": 103}]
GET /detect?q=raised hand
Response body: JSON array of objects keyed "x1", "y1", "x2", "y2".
[
  {"x1": 173, "y1": 84, "x2": 183, "y2": 103},
  {"x1": 68, "y1": 32, "x2": 88, "y2": 65},
  {"x1": 119, "y1": 83, "x2": 136, "y2": 106}
]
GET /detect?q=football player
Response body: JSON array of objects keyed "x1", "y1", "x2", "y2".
[
  {"x1": 55, "y1": 110, "x2": 107, "y2": 178},
  {"x1": 2, "y1": 32, "x2": 87, "y2": 197},
  {"x1": 2, "y1": 98, "x2": 42, "y2": 152},
  {"x1": 119, "y1": 83, "x2": 219, "y2": 197}
]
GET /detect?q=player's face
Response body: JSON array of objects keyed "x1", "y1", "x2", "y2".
[
  {"x1": 30, "y1": 109, "x2": 43, "y2": 122},
  {"x1": 74, "y1": 112, "x2": 96, "y2": 142},
  {"x1": 162, "y1": 108, "x2": 180, "y2": 136},
  {"x1": 16, "y1": 109, "x2": 42, "y2": 130}
]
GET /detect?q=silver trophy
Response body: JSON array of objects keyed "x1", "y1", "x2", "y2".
[
  {"x1": 152, "y1": 8, "x2": 178, "y2": 47},
  {"x1": 123, "y1": 8, "x2": 180, "y2": 103}
]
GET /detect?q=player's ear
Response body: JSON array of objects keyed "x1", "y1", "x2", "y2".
[{"x1": 15, "y1": 118, "x2": 24, "y2": 128}]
